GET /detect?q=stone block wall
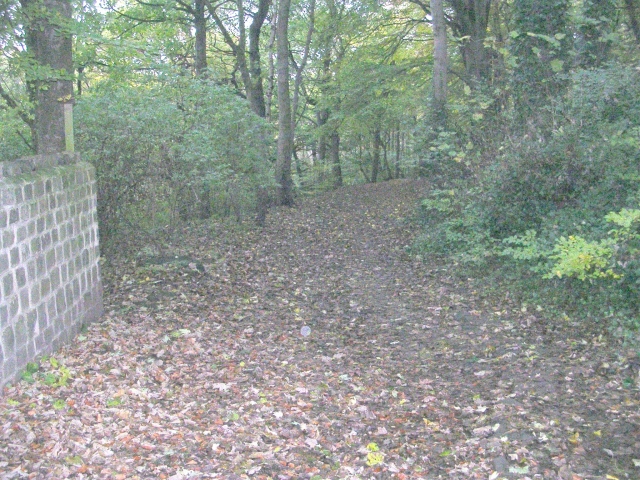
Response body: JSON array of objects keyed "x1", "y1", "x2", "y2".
[{"x1": 0, "y1": 153, "x2": 103, "y2": 389}]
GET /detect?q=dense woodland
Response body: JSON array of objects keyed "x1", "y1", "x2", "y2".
[
  {"x1": 2, "y1": 1, "x2": 640, "y2": 477},
  {"x1": 1, "y1": 0, "x2": 640, "y2": 343}
]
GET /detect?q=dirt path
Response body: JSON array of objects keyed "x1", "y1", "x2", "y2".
[{"x1": 1, "y1": 179, "x2": 638, "y2": 479}]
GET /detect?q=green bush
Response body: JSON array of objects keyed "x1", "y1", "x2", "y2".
[
  {"x1": 415, "y1": 186, "x2": 497, "y2": 266},
  {"x1": 482, "y1": 65, "x2": 640, "y2": 239},
  {"x1": 75, "y1": 77, "x2": 274, "y2": 253},
  {"x1": 417, "y1": 64, "x2": 640, "y2": 344},
  {"x1": 500, "y1": 207, "x2": 640, "y2": 343}
]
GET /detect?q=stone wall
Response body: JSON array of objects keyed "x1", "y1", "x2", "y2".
[{"x1": 0, "y1": 153, "x2": 103, "y2": 389}]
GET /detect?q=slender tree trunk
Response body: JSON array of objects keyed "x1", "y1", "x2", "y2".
[
  {"x1": 383, "y1": 133, "x2": 392, "y2": 180},
  {"x1": 193, "y1": 0, "x2": 211, "y2": 217},
  {"x1": 207, "y1": 0, "x2": 269, "y2": 117},
  {"x1": 275, "y1": 0, "x2": 294, "y2": 206},
  {"x1": 330, "y1": 131, "x2": 342, "y2": 188},
  {"x1": 76, "y1": 66, "x2": 84, "y2": 97},
  {"x1": 266, "y1": 23, "x2": 277, "y2": 122},
  {"x1": 21, "y1": 0, "x2": 73, "y2": 154},
  {"x1": 194, "y1": 0, "x2": 207, "y2": 76},
  {"x1": 292, "y1": 0, "x2": 315, "y2": 129},
  {"x1": 395, "y1": 131, "x2": 401, "y2": 179},
  {"x1": 294, "y1": 149, "x2": 304, "y2": 187},
  {"x1": 316, "y1": 109, "x2": 328, "y2": 165},
  {"x1": 431, "y1": 0, "x2": 447, "y2": 126},
  {"x1": 248, "y1": 0, "x2": 271, "y2": 117},
  {"x1": 235, "y1": 0, "x2": 253, "y2": 101},
  {"x1": 371, "y1": 128, "x2": 381, "y2": 183}
]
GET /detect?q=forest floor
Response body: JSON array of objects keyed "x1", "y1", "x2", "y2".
[{"x1": 1, "y1": 179, "x2": 639, "y2": 480}]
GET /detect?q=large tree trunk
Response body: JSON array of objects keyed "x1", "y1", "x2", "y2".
[
  {"x1": 275, "y1": 0, "x2": 294, "y2": 206},
  {"x1": 265, "y1": 24, "x2": 276, "y2": 121},
  {"x1": 449, "y1": 0, "x2": 491, "y2": 86},
  {"x1": 431, "y1": 0, "x2": 447, "y2": 125},
  {"x1": 21, "y1": 0, "x2": 73, "y2": 154}
]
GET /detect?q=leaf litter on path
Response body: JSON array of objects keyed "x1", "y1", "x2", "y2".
[{"x1": 1, "y1": 179, "x2": 639, "y2": 479}]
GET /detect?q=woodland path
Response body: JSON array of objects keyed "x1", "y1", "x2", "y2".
[{"x1": 1, "y1": 179, "x2": 639, "y2": 479}]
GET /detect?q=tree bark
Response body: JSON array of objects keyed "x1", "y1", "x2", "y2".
[
  {"x1": 275, "y1": 0, "x2": 294, "y2": 206},
  {"x1": 431, "y1": 0, "x2": 447, "y2": 125},
  {"x1": 383, "y1": 132, "x2": 392, "y2": 180},
  {"x1": 371, "y1": 128, "x2": 381, "y2": 183},
  {"x1": 21, "y1": 0, "x2": 74, "y2": 154},
  {"x1": 292, "y1": 0, "x2": 315, "y2": 129},
  {"x1": 266, "y1": 23, "x2": 277, "y2": 121},
  {"x1": 194, "y1": 0, "x2": 207, "y2": 76},
  {"x1": 330, "y1": 131, "x2": 342, "y2": 188},
  {"x1": 395, "y1": 131, "x2": 401, "y2": 179},
  {"x1": 248, "y1": 0, "x2": 271, "y2": 117},
  {"x1": 448, "y1": 0, "x2": 491, "y2": 86},
  {"x1": 206, "y1": 0, "x2": 270, "y2": 117},
  {"x1": 316, "y1": 109, "x2": 328, "y2": 166}
]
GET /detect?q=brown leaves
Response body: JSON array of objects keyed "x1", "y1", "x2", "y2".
[{"x1": 1, "y1": 180, "x2": 638, "y2": 478}]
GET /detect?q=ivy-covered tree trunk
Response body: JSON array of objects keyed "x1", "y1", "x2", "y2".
[
  {"x1": 275, "y1": 0, "x2": 294, "y2": 206},
  {"x1": 431, "y1": 0, "x2": 447, "y2": 126},
  {"x1": 578, "y1": 0, "x2": 616, "y2": 68},
  {"x1": 624, "y1": 0, "x2": 640, "y2": 44},
  {"x1": 448, "y1": 0, "x2": 492, "y2": 87},
  {"x1": 510, "y1": 0, "x2": 570, "y2": 124},
  {"x1": 21, "y1": 0, "x2": 73, "y2": 154}
]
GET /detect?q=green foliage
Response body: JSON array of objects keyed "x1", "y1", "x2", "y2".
[
  {"x1": 502, "y1": 230, "x2": 549, "y2": 264},
  {"x1": 414, "y1": 129, "x2": 471, "y2": 181},
  {"x1": 0, "y1": 108, "x2": 33, "y2": 160},
  {"x1": 75, "y1": 77, "x2": 274, "y2": 253},
  {"x1": 418, "y1": 64, "x2": 640, "y2": 344},
  {"x1": 483, "y1": 65, "x2": 640, "y2": 239},
  {"x1": 499, "y1": 206, "x2": 640, "y2": 342},
  {"x1": 545, "y1": 235, "x2": 617, "y2": 281},
  {"x1": 106, "y1": 397, "x2": 123, "y2": 407},
  {"x1": 415, "y1": 186, "x2": 496, "y2": 266},
  {"x1": 20, "y1": 362, "x2": 39, "y2": 384},
  {"x1": 20, "y1": 357, "x2": 71, "y2": 387},
  {"x1": 510, "y1": 0, "x2": 571, "y2": 120}
]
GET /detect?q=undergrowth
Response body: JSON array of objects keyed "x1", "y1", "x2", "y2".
[{"x1": 414, "y1": 64, "x2": 640, "y2": 349}]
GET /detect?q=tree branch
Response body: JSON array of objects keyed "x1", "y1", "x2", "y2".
[{"x1": 0, "y1": 81, "x2": 34, "y2": 128}]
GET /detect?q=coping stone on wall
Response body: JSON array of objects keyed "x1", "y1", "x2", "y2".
[{"x1": 0, "y1": 153, "x2": 80, "y2": 179}]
